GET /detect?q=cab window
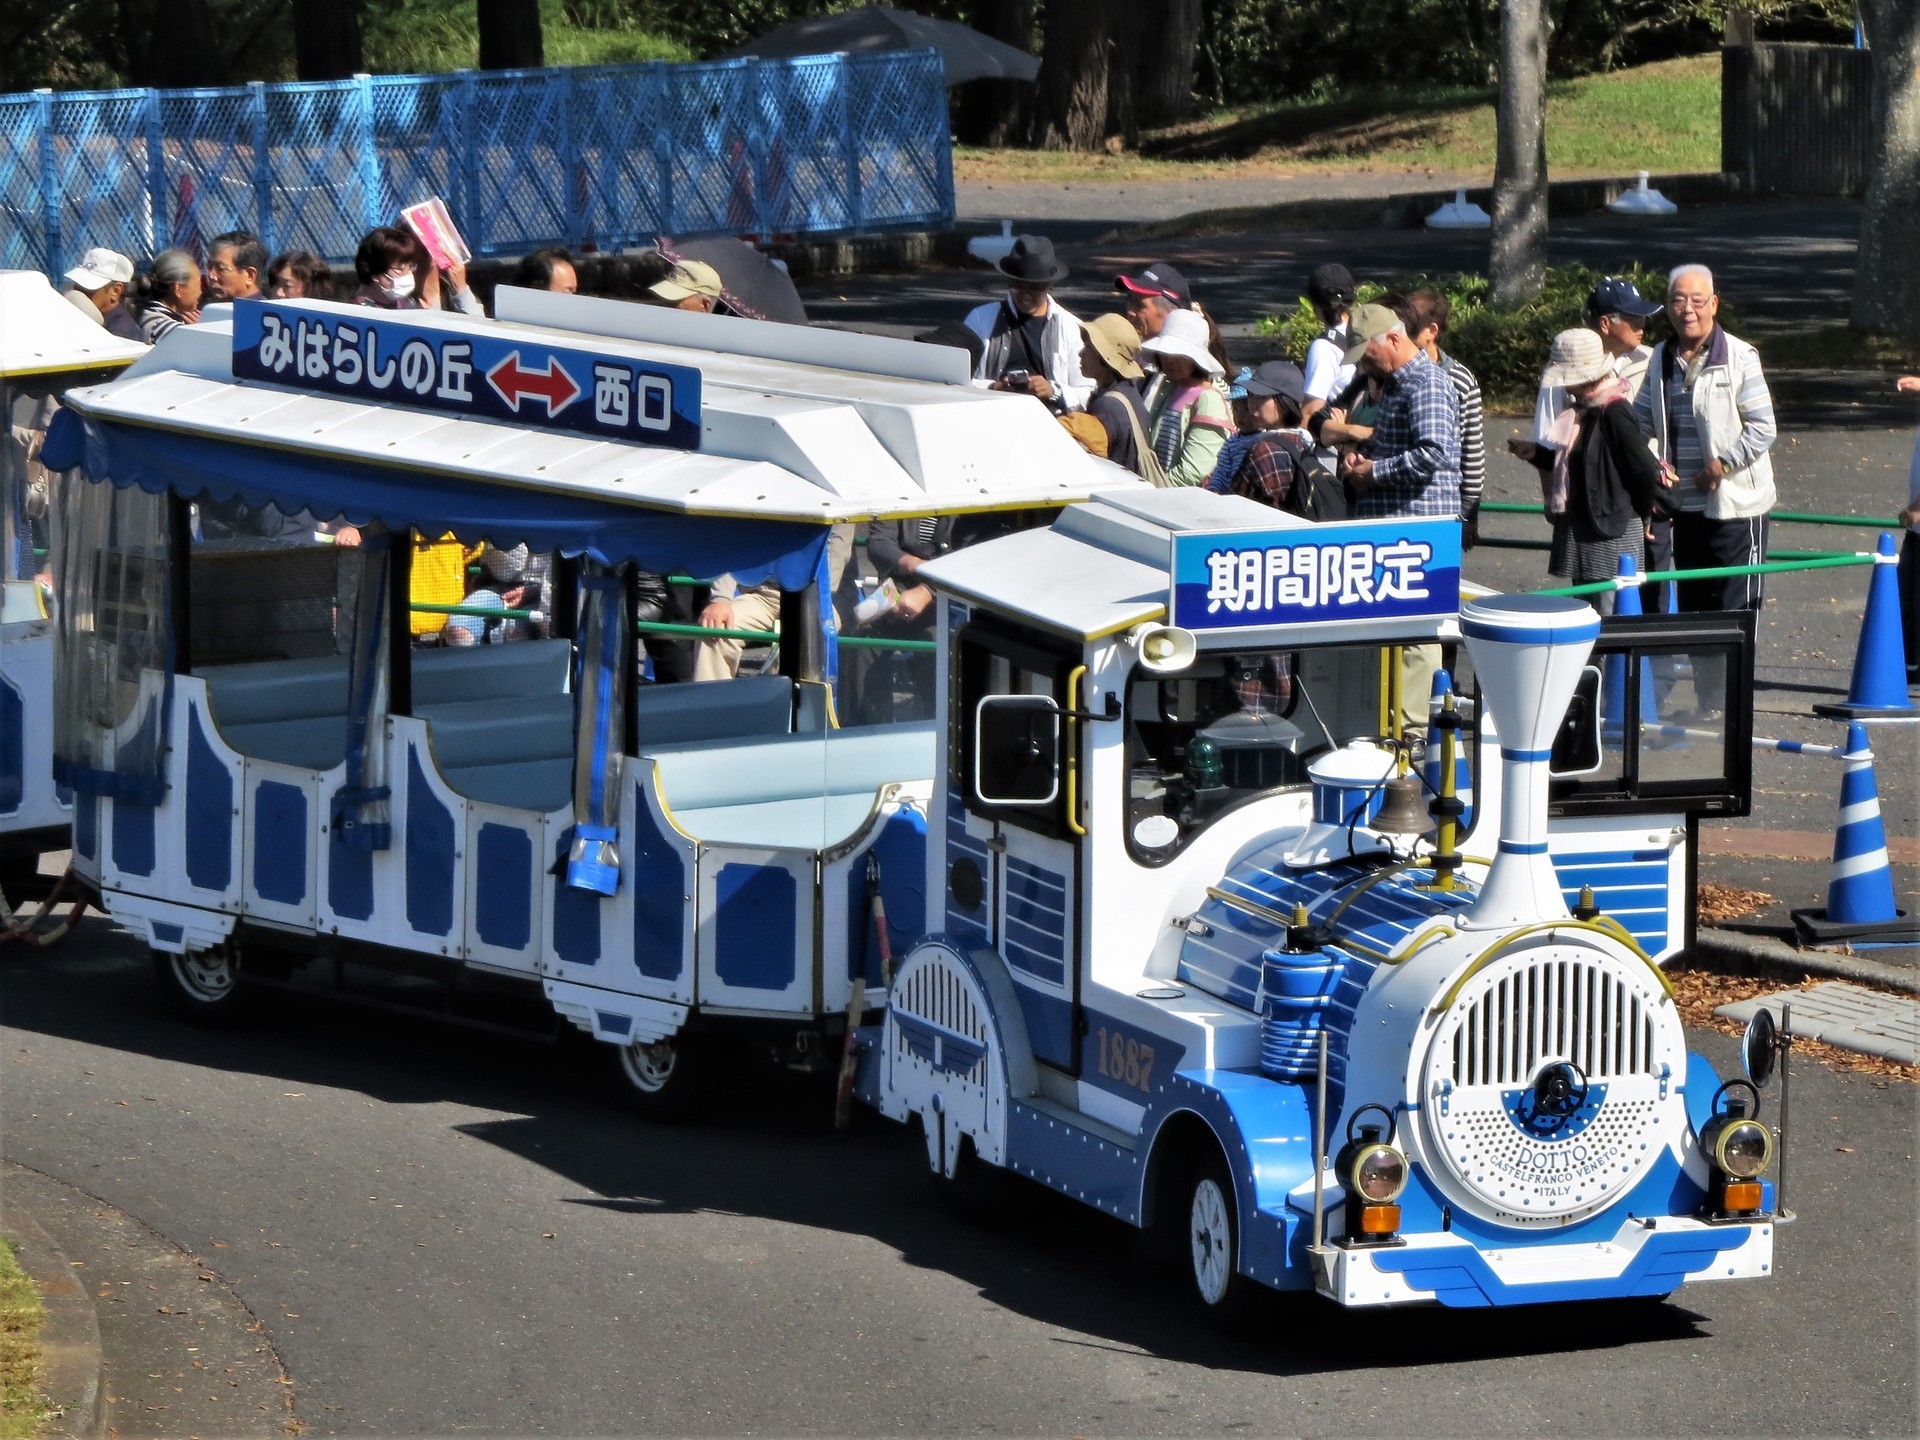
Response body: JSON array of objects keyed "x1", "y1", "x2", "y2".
[{"x1": 1123, "y1": 641, "x2": 1403, "y2": 864}]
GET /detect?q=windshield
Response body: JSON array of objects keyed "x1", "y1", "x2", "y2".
[{"x1": 1123, "y1": 641, "x2": 1418, "y2": 863}]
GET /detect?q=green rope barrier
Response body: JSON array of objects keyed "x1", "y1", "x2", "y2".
[
  {"x1": 1480, "y1": 500, "x2": 1897, "y2": 531},
  {"x1": 631, "y1": 619, "x2": 936, "y2": 653},
  {"x1": 1531, "y1": 552, "x2": 1874, "y2": 599},
  {"x1": 840, "y1": 635, "x2": 937, "y2": 653},
  {"x1": 411, "y1": 601, "x2": 536, "y2": 620}
]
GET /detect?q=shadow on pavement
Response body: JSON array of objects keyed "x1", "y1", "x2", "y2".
[{"x1": 3, "y1": 935, "x2": 1713, "y2": 1376}]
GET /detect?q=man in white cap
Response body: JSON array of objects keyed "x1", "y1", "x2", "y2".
[
  {"x1": 649, "y1": 259, "x2": 724, "y2": 313},
  {"x1": 62, "y1": 247, "x2": 142, "y2": 341}
]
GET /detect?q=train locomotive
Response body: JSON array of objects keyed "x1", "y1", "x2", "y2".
[{"x1": 863, "y1": 488, "x2": 1778, "y2": 1313}]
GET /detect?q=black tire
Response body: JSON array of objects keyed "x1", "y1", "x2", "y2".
[
  {"x1": 151, "y1": 945, "x2": 255, "y2": 1027},
  {"x1": 609, "y1": 1033, "x2": 704, "y2": 1123},
  {"x1": 1184, "y1": 1152, "x2": 1260, "y2": 1331}
]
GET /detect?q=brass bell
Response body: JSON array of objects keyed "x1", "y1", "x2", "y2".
[{"x1": 1373, "y1": 772, "x2": 1434, "y2": 836}]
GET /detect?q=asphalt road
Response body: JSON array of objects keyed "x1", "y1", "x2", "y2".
[{"x1": 2, "y1": 934, "x2": 1915, "y2": 1437}]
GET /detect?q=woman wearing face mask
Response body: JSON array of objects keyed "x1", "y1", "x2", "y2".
[
  {"x1": 136, "y1": 249, "x2": 203, "y2": 343},
  {"x1": 350, "y1": 227, "x2": 485, "y2": 316}
]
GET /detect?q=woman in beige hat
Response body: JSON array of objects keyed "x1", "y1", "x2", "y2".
[
  {"x1": 1139, "y1": 309, "x2": 1232, "y2": 486},
  {"x1": 1078, "y1": 314, "x2": 1154, "y2": 478},
  {"x1": 1514, "y1": 327, "x2": 1669, "y2": 608}
]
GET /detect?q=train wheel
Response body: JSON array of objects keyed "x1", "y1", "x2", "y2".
[
  {"x1": 1186, "y1": 1154, "x2": 1258, "y2": 1330},
  {"x1": 151, "y1": 945, "x2": 254, "y2": 1027},
  {"x1": 612, "y1": 1035, "x2": 702, "y2": 1123}
]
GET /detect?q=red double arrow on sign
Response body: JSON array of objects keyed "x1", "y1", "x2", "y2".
[{"x1": 486, "y1": 351, "x2": 582, "y2": 417}]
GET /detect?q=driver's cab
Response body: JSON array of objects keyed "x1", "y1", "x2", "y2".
[{"x1": 920, "y1": 490, "x2": 1751, "y2": 1087}]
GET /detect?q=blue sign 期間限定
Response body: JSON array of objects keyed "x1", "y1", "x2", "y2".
[
  {"x1": 230, "y1": 299, "x2": 701, "y2": 451},
  {"x1": 1170, "y1": 517, "x2": 1461, "y2": 632}
]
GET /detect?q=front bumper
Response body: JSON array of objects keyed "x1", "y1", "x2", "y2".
[{"x1": 1310, "y1": 1213, "x2": 1775, "y2": 1308}]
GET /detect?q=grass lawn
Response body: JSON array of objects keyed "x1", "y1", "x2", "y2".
[
  {"x1": 0, "y1": 1239, "x2": 48, "y2": 1440},
  {"x1": 955, "y1": 55, "x2": 1720, "y2": 184}
]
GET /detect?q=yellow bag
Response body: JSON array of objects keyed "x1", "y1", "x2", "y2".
[
  {"x1": 1057, "y1": 410, "x2": 1108, "y2": 458},
  {"x1": 410, "y1": 533, "x2": 473, "y2": 636}
]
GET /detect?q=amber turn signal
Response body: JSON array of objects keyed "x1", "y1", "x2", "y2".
[
  {"x1": 1360, "y1": 1203, "x2": 1401, "y2": 1235},
  {"x1": 1722, "y1": 1181, "x2": 1763, "y2": 1213}
]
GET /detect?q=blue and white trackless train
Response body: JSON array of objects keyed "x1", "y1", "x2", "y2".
[
  {"x1": 45, "y1": 289, "x2": 1781, "y2": 1314},
  {"x1": 0, "y1": 272, "x2": 146, "y2": 900},
  {"x1": 858, "y1": 488, "x2": 1782, "y2": 1313}
]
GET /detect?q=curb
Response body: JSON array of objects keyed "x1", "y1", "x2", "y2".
[
  {"x1": 0, "y1": 1203, "x2": 104, "y2": 1439},
  {"x1": 1690, "y1": 925, "x2": 1920, "y2": 996},
  {"x1": 1100, "y1": 170, "x2": 1750, "y2": 244}
]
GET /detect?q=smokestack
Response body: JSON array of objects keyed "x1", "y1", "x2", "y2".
[{"x1": 1457, "y1": 596, "x2": 1600, "y2": 930}]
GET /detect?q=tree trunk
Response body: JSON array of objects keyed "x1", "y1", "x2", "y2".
[
  {"x1": 1853, "y1": 0, "x2": 1920, "y2": 338},
  {"x1": 1135, "y1": 0, "x2": 1203, "y2": 129},
  {"x1": 1035, "y1": 0, "x2": 1112, "y2": 152},
  {"x1": 954, "y1": 0, "x2": 1035, "y2": 148},
  {"x1": 1106, "y1": 2, "x2": 1146, "y2": 149},
  {"x1": 293, "y1": 0, "x2": 364, "y2": 82},
  {"x1": 1490, "y1": 0, "x2": 1549, "y2": 307},
  {"x1": 478, "y1": 0, "x2": 545, "y2": 71}
]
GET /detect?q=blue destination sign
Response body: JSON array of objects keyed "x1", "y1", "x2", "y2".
[
  {"x1": 231, "y1": 299, "x2": 702, "y2": 451},
  {"x1": 1170, "y1": 517, "x2": 1461, "y2": 632}
]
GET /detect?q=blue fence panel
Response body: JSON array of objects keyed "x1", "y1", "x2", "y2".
[{"x1": 0, "y1": 52, "x2": 953, "y2": 282}]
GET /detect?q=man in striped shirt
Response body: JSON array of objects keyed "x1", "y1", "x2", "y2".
[
  {"x1": 1389, "y1": 289, "x2": 1484, "y2": 544},
  {"x1": 1632, "y1": 264, "x2": 1778, "y2": 617}
]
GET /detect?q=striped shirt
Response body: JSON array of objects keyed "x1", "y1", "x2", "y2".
[
  {"x1": 1356, "y1": 351, "x2": 1462, "y2": 519},
  {"x1": 1438, "y1": 351, "x2": 1485, "y2": 520}
]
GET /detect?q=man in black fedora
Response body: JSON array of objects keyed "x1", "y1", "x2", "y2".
[{"x1": 961, "y1": 234, "x2": 1090, "y2": 413}]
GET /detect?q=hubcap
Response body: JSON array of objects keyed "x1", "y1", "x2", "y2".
[
  {"x1": 619, "y1": 1039, "x2": 677, "y2": 1094},
  {"x1": 171, "y1": 948, "x2": 235, "y2": 1003},
  {"x1": 1189, "y1": 1177, "x2": 1232, "y2": 1305}
]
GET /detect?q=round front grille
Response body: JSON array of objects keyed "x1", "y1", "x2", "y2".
[{"x1": 1418, "y1": 940, "x2": 1685, "y2": 1226}]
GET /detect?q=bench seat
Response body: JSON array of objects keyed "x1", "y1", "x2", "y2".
[
  {"x1": 437, "y1": 756, "x2": 574, "y2": 812},
  {"x1": 646, "y1": 722, "x2": 935, "y2": 852}
]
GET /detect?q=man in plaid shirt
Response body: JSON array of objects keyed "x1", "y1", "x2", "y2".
[
  {"x1": 1337, "y1": 303, "x2": 1462, "y2": 520},
  {"x1": 1334, "y1": 303, "x2": 1462, "y2": 738}
]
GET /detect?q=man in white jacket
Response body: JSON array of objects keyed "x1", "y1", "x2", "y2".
[
  {"x1": 1633, "y1": 264, "x2": 1778, "y2": 615},
  {"x1": 961, "y1": 234, "x2": 1090, "y2": 413}
]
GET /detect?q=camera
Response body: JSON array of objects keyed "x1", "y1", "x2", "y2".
[{"x1": 1002, "y1": 368, "x2": 1031, "y2": 389}]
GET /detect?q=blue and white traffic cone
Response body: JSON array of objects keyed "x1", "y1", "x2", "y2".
[
  {"x1": 1815, "y1": 533, "x2": 1918, "y2": 719},
  {"x1": 1791, "y1": 722, "x2": 1920, "y2": 945}
]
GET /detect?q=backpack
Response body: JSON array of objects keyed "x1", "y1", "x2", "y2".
[{"x1": 1231, "y1": 433, "x2": 1349, "y2": 521}]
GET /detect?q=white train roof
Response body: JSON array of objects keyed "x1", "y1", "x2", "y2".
[
  {"x1": 0, "y1": 270, "x2": 148, "y2": 378},
  {"x1": 58, "y1": 293, "x2": 1141, "y2": 524}
]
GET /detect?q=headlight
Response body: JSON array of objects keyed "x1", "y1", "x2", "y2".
[
  {"x1": 1713, "y1": 1119, "x2": 1773, "y2": 1179},
  {"x1": 1349, "y1": 1142, "x2": 1409, "y2": 1203}
]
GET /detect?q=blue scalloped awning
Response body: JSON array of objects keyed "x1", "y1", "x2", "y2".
[{"x1": 43, "y1": 409, "x2": 826, "y2": 589}]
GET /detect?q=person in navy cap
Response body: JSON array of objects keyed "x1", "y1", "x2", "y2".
[
  {"x1": 962, "y1": 234, "x2": 1090, "y2": 412},
  {"x1": 1524, "y1": 275, "x2": 1663, "y2": 448}
]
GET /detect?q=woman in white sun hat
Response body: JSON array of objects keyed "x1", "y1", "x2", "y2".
[
  {"x1": 1140, "y1": 308, "x2": 1232, "y2": 486},
  {"x1": 1518, "y1": 327, "x2": 1668, "y2": 610}
]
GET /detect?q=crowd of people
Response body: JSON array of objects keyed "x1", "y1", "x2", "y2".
[{"x1": 49, "y1": 220, "x2": 1809, "y2": 723}]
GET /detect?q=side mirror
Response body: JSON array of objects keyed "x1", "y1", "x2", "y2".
[
  {"x1": 1549, "y1": 665, "x2": 1604, "y2": 777},
  {"x1": 1742, "y1": 1007, "x2": 1778, "y2": 1088},
  {"x1": 973, "y1": 694, "x2": 1061, "y2": 806}
]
